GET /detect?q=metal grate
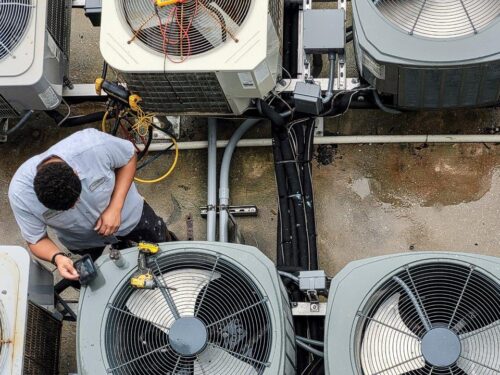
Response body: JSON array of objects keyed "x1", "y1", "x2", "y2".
[
  {"x1": 121, "y1": 0, "x2": 252, "y2": 58},
  {"x1": 0, "y1": 94, "x2": 19, "y2": 118},
  {"x1": 0, "y1": 0, "x2": 33, "y2": 60},
  {"x1": 124, "y1": 72, "x2": 231, "y2": 114},
  {"x1": 356, "y1": 261, "x2": 500, "y2": 374},
  {"x1": 104, "y1": 252, "x2": 272, "y2": 374},
  {"x1": 268, "y1": 0, "x2": 284, "y2": 48},
  {"x1": 23, "y1": 302, "x2": 62, "y2": 375},
  {"x1": 47, "y1": 0, "x2": 72, "y2": 58},
  {"x1": 373, "y1": 0, "x2": 500, "y2": 39}
]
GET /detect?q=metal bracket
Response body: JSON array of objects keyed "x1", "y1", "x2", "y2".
[
  {"x1": 297, "y1": 0, "x2": 313, "y2": 80},
  {"x1": 336, "y1": 0, "x2": 348, "y2": 90},
  {"x1": 200, "y1": 205, "x2": 258, "y2": 218},
  {"x1": 292, "y1": 302, "x2": 327, "y2": 317},
  {"x1": 314, "y1": 117, "x2": 324, "y2": 137},
  {"x1": 0, "y1": 119, "x2": 9, "y2": 143}
]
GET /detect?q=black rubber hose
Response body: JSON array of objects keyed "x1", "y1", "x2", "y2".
[
  {"x1": 303, "y1": 121, "x2": 319, "y2": 270},
  {"x1": 46, "y1": 110, "x2": 112, "y2": 128},
  {"x1": 272, "y1": 126, "x2": 295, "y2": 268},
  {"x1": 278, "y1": 133, "x2": 308, "y2": 269}
]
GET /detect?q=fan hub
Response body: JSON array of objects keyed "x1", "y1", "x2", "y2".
[
  {"x1": 168, "y1": 317, "x2": 207, "y2": 356},
  {"x1": 421, "y1": 328, "x2": 461, "y2": 367}
]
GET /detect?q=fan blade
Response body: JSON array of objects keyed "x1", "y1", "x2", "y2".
[
  {"x1": 126, "y1": 269, "x2": 221, "y2": 332},
  {"x1": 193, "y1": 2, "x2": 239, "y2": 46},
  {"x1": 361, "y1": 293, "x2": 425, "y2": 374},
  {"x1": 193, "y1": 344, "x2": 257, "y2": 375},
  {"x1": 457, "y1": 320, "x2": 500, "y2": 373}
]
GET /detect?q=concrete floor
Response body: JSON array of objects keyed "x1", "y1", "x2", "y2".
[{"x1": 0, "y1": 8, "x2": 499, "y2": 375}]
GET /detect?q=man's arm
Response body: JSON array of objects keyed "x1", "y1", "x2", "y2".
[
  {"x1": 94, "y1": 153, "x2": 137, "y2": 236},
  {"x1": 28, "y1": 237, "x2": 79, "y2": 280}
]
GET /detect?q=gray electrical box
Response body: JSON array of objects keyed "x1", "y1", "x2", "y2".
[
  {"x1": 85, "y1": 0, "x2": 102, "y2": 26},
  {"x1": 294, "y1": 82, "x2": 323, "y2": 115},
  {"x1": 299, "y1": 270, "x2": 327, "y2": 291},
  {"x1": 303, "y1": 9, "x2": 345, "y2": 54}
]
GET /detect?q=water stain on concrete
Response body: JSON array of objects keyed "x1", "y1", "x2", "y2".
[{"x1": 358, "y1": 144, "x2": 500, "y2": 207}]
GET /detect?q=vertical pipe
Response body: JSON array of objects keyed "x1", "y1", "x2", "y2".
[
  {"x1": 219, "y1": 119, "x2": 260, "y2": 242},
  {"x1": 207, "y1": 118, "x2": 217, "y2": 242}
]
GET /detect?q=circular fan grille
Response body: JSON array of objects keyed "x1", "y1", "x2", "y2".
[
  {"x1": 0, "y1": 0, "x2": 33, "y2": 60},
  {"x1": 373, "y1": 0, "x2": 500, "y2": 39},
  {"x1": 121, "y1": 0, "x2": 252, "y2": 59},
  {"x1": 356, "y1": 261, "x2": 500, "y2": 375},
  {"x1": 104, "y1": 252, "x2": 272, "y2": 375}
]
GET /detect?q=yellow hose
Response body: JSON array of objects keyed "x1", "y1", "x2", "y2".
[
  {"x1": 134, "y1": 136, "x2": 179, "y2": 184},
  {"x1": 101, "y1": 110, "x2": 109, "y2": 132}
]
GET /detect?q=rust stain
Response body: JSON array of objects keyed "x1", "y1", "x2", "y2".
[{"x1": 0, "y1": 339, "x2": 12, "y2": 344}]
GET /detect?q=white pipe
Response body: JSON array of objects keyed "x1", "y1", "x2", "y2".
[
  {"x1": 207, "y1": 119, "x2": 217, "y2": 242},
  {"x1": 141, "y1": 134, "x2": 500, "y2": 151}
]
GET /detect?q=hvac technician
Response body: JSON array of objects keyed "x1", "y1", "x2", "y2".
[{"x1": 9, "y1": 128, "x2": 176, "y2": 281}]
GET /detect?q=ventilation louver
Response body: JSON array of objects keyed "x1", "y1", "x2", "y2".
[
  {"x1": 353, "y1": 0, "x2": 500, "y2": 109},
  {"x1": 325, "y1": 252, "x2": 500, "y2": 375},
  {"x1": 78, "y1": 242, "x2": 296, "y2": 375},
  {"x1": 100, "y1": 1, "x2": 283, "y2": 115}
]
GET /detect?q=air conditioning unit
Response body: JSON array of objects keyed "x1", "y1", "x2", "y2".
[
  {"x1": 78, "y1": 242, "x2": 296, "y2": 374},
  {"x1": 0, "y1": 246, "x2": 61, "y2": 375},
  {"x1": 325, "y1": 252, "x2": 500, "y2": 374},
  {"x1": 100, "y1": 0, "x2": 284, "y2": 115},
  {"x1": 353, "y1": 1, "x2": 500, "y2": 109},
  {"x1": 0, "y1": 0, "x2": 71, "y2": 118}
]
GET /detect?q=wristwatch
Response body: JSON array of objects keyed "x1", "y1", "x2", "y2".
[{"x1": 51, "y1": 252, "x2": 70, "y2": 266}]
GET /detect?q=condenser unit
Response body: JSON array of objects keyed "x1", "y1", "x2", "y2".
[
  {"x1": 353, "y1": 1, "x2": 500, "y2": 109},
  {"x1": 100, "y1": 0, "x2": 283, "y2": 115},
  {"x1": 0, "y1": 0, "x2": 71, "y2": 118},
  {"x1": 78, "y1": 242, "x2": 296, "y2": 374},
  {"x1": 0, "y1": 246, "x2": 61, "y2": 375},
  {"x1": 325, "y1": 252, "x2": 500, "y2": 374}
]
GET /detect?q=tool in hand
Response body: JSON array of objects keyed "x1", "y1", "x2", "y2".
[{"x1": 74, "y1": 255, "x2": 98, "y2": 285}]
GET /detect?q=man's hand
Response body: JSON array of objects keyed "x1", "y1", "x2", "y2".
[
  {"x1": 55, "y1": 255, "x2": 80, "y2": 280},
  {"x1": 95, "y1": 205, "x2": 121, "y2": 236}
]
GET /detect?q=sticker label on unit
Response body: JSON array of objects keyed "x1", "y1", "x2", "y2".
[
  {"x1": 38, "y1": 86, "x2": 60, "y2": 109},
  {"x1": 254, "y1": 62, "x2": 271, "y2": 85},
  {"x1": 362, "y1": 53, "x2": 386, "y2": 80},
  {"x1": 238, "y1": 72, "x2": 256, "y2": 89}
]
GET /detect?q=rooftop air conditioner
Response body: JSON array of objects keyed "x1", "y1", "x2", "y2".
[
  {"x1": 0, "y1": 0, "x2": 71, "y2": 118},
  {"x1": 325, "y1": 252, "x2": 500, "y2": 374},
  {"x1": 100, "y1": 0, "x2": 284, "y2": 115},
  {"x1": 0, "y1": 246, "x2": 61, "y2": 375},
  {"x1": 353, "y1": 0, "x2": 500, "y2": 109},
  {"x1": 78, "y1": 242, "x2": 296, "y2": 375}
]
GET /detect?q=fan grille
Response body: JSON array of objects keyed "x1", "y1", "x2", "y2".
[
  {"x1": 104, "y1": 252, "x2": 272, "y2": 374},
  {"x1": 373, "y1": 0, "x2": 500, "y2": 39},
  {"x1": 120, "y1": 0, "x2": 252, "y2": 58},
  {"x1": 0, "y1": 0, "x2": 33, "y2": 60},
  {"x1": 356, "y1": 261, "x2": 500, "y2": 375}
]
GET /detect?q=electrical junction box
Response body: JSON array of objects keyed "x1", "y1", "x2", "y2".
[
  {"x1": 303, "y1": 9, "x2": 346, "y2": 54},
  {"x1": 294, "y1": 82, "x2": 323, "y2": 115},
  {"x1": 299, "y1": 270, "x2": 327, "y2": 291}
]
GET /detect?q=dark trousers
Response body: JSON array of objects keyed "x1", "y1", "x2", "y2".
[{"x1": 55, "y1": 202, "x2": 176, "y2": 293}]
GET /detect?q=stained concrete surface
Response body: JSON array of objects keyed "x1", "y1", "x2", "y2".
[{"x1": 0, "y1": 8, "x2": 500, "y2": 375}]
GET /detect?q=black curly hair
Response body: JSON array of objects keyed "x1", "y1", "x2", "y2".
[{"x1": 34, "y1": 162, "x2": 82, "y2": 211}]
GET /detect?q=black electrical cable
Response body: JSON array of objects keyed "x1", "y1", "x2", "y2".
[
  {"x1": 137, "y1": 143, "x2": 174, "y2": 171},
  {"x1": 303, "y1": 120, "x2": 318, "y2": 270}
]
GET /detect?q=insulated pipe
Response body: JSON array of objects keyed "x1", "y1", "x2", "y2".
[
  {"x1": 142, "y1": 134, "x2": 500, "y2": 152},
  {"x1": 219, "y1": 119, "x2": 261, "y2": 242},
  {"x1": 5, "y1": 110, "x2": 34, "y2": 135},
  {"x1": 207, "y1": 118, "x2": 217, "y2": 242}
]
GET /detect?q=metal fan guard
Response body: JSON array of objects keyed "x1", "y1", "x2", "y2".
[
  {"x1": 104, "y1": 252, "x2": 272, "y2": 375},
  {"x1": 120, "y1": 0, "x2": 252, "y2": 57},
  {"x1": 0, "y1": 0, "x2": 33, "y2": 60},
  {"x1": 372, "y1": 0, "x2": 500, "y2": 39},
  {"x1": 355, "y1": 260, "x2": 500, "y2": 375}
]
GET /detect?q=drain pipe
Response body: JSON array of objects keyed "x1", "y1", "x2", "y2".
[
  {"x1": 219, "y1": 119, "x2": 261, "y2": 242},
  {"x1": 207, "y1": 118, "x2": 217, "y2": 242},
  {"x1": 142, "y1": 134, "x2": 500, "y2": 152}
]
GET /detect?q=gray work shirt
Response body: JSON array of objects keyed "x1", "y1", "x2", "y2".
[{"x1": 8, "y1": 128, "x2": 144, "y2": 250}]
